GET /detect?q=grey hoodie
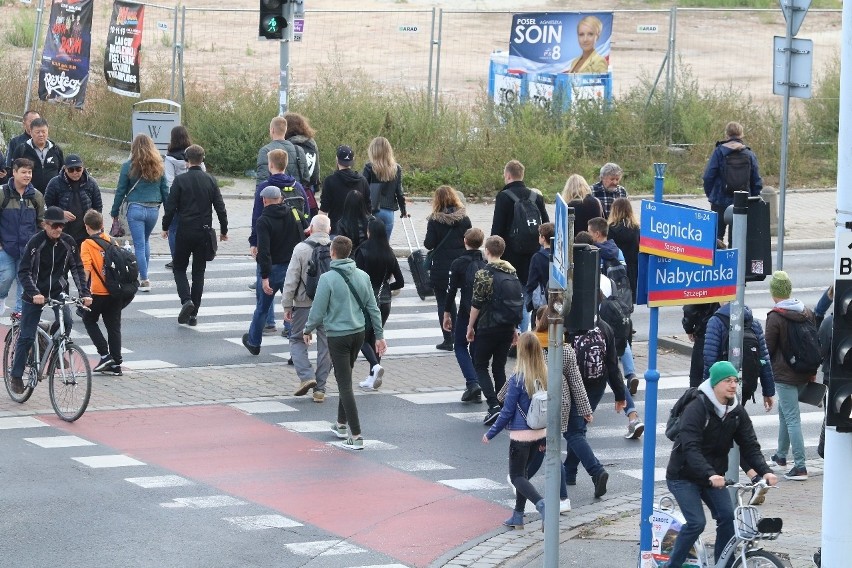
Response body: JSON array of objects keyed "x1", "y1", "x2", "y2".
[{"x1": 698, "y1": 378, "x2": 739, "y2": 418}]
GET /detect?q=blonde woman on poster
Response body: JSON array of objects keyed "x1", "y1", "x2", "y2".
[{"x1": 565, "y1": 16, "x2": 608, "y2": 74}]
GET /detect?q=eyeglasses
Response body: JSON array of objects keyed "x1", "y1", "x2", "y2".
[
  {"x1": 47, "y1": 222, "x2": 64, "y2": 229},
  {"x1": 720, "y1": 377, "x2": 740, "y2": 385},
  {"x1": 66, "y1": 167, "x2": 83, "y2": 172}
]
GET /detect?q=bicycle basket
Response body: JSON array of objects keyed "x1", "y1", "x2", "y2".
[{"x1": 734, "y1": 506, "x2": 762, "y2": 540}]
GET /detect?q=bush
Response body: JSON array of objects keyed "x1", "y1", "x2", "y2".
[{"x1": 5, "y1": 8, "x2": 37, "y2": 49}]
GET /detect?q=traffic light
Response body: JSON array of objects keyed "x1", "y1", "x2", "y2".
[
  {"x1": 725, "y1": 195, "x2": 771, "y2": 281},
  {"x1": 259, "y1": 0, "x2": 286, "y2": 40},
  {"x1": 829, "y1": 278, "x2": 852, "y2": 432},
  {"x1": 564, "y1": 244, "x2": 600, "y2": 333}
]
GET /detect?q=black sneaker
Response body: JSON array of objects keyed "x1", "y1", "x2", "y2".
[
  {"x1": 178, "y1": 300, "x2": 195, "y2": 324},
  {"x1": 627, "y1": 374, "x2": 639, "y2": 395},
  {"x1": 93, "y1": 355, "x2": 115, "y2": 373},
  {"x1": 10, "y1": 375, "x2": 24, "y2": 394},
  {"x1": 435, "y1": 340, "x2": 454, "y2": 351},
  {"x1": 593, "y1": 469, "x2": 609, "y2": 498},
  {"x1": 461, "y1": 386, "x2": 482, "y2": 403},
  {"x1": 483, "y1": 405, "x2": 501, "y2": 425},
  {"x1": 165, "y1": 261, "x2": 174, "y2": 269},
  {"x1": 784, "y1": 466, "x2": 808, "y2": 481},
  {"x1": 101, "y1": 364, "x2": 123, "y2": 376},
  {"x1": 770, "y1": 453, "x2": 787, "y2": 467},
  {"x1": 241, "y1": 333, "x2": 260, "y2": 356},
  {"x1": 188, "y1": 316, "x2": 197, "y2": 327}
]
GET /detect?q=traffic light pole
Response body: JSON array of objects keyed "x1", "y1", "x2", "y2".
[
  {"x1": 278, "y1": 1, "x2": 296, "y2": 115},
  {"x1": 821, "y1": 0, "x2": 852, "y2": 561}
]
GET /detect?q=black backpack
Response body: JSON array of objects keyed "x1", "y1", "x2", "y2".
[
  {"x1": 304, "y1": 241, "x2": 331, "y2": 300},
  {"x1": 479, "y1": 266, "x2": 524, "y2": 329},
  {"x1": 276, "y1": 183, "x2": 309, "y2": 231},
  {"x1": 716, "y1": 313, "x2": 762, "y2": 402},
  {"x1": 599, "y1": 296, "x2": 631, "y2": 357},
  {"x1": 90, "y1": 236, "x2": 139, "y2": 308},
  {"x1": 603, "y1": 259, "x2": 633, "y2": 314},
  {"x1": 572, "y1": 326, "x2": 608, "y2": 384},
  {"x1": 722, "y1": 147, "x2": 752, "y2": 195},
  {"x1": 665, "y1": 388, "x2": 708, "y2": 441},
  {"x1": 506, "y1": 190, "x2": 541, "y2": 255},
  {"x1": 774, "y1": 311, "x2": 822, "y2": 375}
]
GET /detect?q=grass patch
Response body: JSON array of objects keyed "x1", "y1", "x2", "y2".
[{"x1": 5, "y1": 8, "x2": 38, "y2": 49}]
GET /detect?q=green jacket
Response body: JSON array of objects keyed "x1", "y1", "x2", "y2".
[{"x1": 304, "y1": 258, "x2": 384, "y2": 339}]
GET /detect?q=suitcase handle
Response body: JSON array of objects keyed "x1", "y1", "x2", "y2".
[{"x1": 400, "y1": 216, "x2": 418, "y2": 254}]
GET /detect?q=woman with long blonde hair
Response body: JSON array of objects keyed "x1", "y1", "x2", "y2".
[
  {"x1": 561, "y1": 174, "x2": 602, "y2": 237},
  {"x1": 483, "y1": 332, "x2": 548, "y2": 529},
  {"x1": 424, "y1": 185, "x2": 471, "y2": 350},
  {"x1": 363, "y1": 137, "x2": 408, "y2": 237},
  {"x1": 110, "y1": 134, "x2": 169, "y2": 291}
]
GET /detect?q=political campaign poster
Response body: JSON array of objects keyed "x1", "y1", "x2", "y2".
[
  {"x1": 508, "y1": 12, "x2": 613, "y2": 76},
  {"x1": 104, "y1": 0, "x2": 145, "y2": 98},
  {"x1": 38, "y1": 0, "x2": 93, "y2": 108}
]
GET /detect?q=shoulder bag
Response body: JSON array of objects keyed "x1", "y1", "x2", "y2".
[
  {"x1": 423, "y1": 226, "x2": 454, "y2": 275},
  {"x1": 110, "y1": 178, "x2": 141, "y2": 239},
  {"x1": 331, "y1": 267, "x2": 373, "y2": 332}
]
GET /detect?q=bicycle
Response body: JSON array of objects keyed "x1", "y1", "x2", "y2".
[
  {"x1": 3, "y1": 295, "x2": 92, "y2": 422},
  {"x1": 647, "y1": 481, "x2": 785, "y2": 568}
]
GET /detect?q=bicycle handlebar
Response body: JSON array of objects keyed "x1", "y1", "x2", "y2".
[{"x1": 45, "y1": 295, "x2": 90, "y2": 310}]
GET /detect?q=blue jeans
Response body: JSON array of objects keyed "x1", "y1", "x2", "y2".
[
  {"x1": 0, "y1": 250, "x2": 22, "y2": 311},
  {"x1": 254, "y1": 266, "x2": 277, "y2": 327},
  {"x1": 375, "y1": 208, "x2": 395, "y2": 238},
  {"x1": 453, "y1": 313, "x2": 477, "y2": 387},
  {"x1": 167, "y1": 213, "x2": 180, "y2": 260},
  {"x1": 127, "y1": 203, "x2": 160, "y2": 280},
  {"x1": 666, "y1": 478, "x2": 735, "y2": 566},
  {"x1": 776, "y1": 382, "x2": 807, "y2": 469},
  {"x1": 11, "y1": 301, "x2": 72, "y2": 379},
  {"x1": 247, "y1": 263, "x2": 287, "y2": 347},
  {"x1": 519, "y1": 290, "x2": 531, "y2": 333},
  {"x1": 564, "y1": 377, "x2": 607, "y2": 481},
  {"x1": 621, "y1": 342, "x2": 636, "y2": 376}
]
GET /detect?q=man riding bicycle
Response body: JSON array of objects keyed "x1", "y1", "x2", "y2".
[
  {"x1": 664, "y1": 361, "x2": 778, "y2": 567},
  {"x1": 9, "y1": 206, "x2": 91, "y2": 393}
]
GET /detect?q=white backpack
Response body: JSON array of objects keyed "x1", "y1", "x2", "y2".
[{"x1": 518, "y1": 378, "x2": 547, "y2": 430}]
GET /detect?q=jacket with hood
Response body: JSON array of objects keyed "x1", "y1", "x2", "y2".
[
  {"x1": 18, "y1": 230, "x2": 90, "y2": 302},
  {"x1": 249, "y1": 173, "x2": 307, "y2": 247},
  {"x1": 596, "y1": 238, "x2": 625, "y2": 268},
  {"x1": 256, "y1": 139, "x2": 310, "y2": 186},
  {"x1": 666, "y1": 379, "x2": 771, "y2": 483},
  {"x1": 12, "y1": 139, "x2": 64, "y2": 192},
  {"x1": 445, "y1": 249, "x2": 485, "y2": 319},
  {"x1": 486, "y1": 373, "x2": 547, "y2": 440},
  {"x1": 702, "y1": 138, "x2": 763, "y2": 207},
  {"x1": 490, "y1": 181, "x2": 550, "y2": 284},
  {"x1": 43, "y1": 169, "x2": 103, "y2": 243},
  {"x1": 255, "y1": 203, "x2": 304, "y2": 279},
  {"x1": 111, "y1": 160, "x2": 169, "y2": 217},
  {"x1": 526, "y1": 246, "x2": 549, "y2": 305},
  {"x1": 0, "y1": 182, "x2": 45, "y2": 260},
  {"x1": 164, "y1": 149, "x2": 206, "y2": 187},
  {"x1": 304, "y1": 258, "x2": 384, "y2": 339},
  {"x1": 471, "y1": 259, "x2": 521, "y2": 331},
  {"x1": 319, "y1": 168, "x2": 370, "y2": 233},
  {"x1": 281, "y1": 231, "x2": 331, "y2": 309},
  {"x1": 363, "y1": 163, "x2": 407, "y2": 215},
  {"x1": 424, "y1": 206, "x2": 471, "y2": 285},
  {"x1": 765, "y1": 298, "x2": 817, "y2": 385},
  {"x1": 702, "y1": 303, "x2": 776, "y2": 397},
  {"x1": 287, "y1": 135, "x2": 320, "y2": 193},
  {"x1": 354, "y1": 244, "x2": 404, "y2": 304}
]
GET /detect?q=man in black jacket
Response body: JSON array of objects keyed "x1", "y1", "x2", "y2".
[
  {"x1": 11, "y1": 117, "x2": 63, "y2": 193},
  {"x1": 5, "y1": 110, "x2": 39, "y2": 170},
  {"x1": 490, "y1": 159, "x2": 549, "y2": 333},
  {"x1": 9, "y1": 206, "x2": 92, "y2": 393},
  {"x1": 319, "y1": 145, "x2": 369, "y2": 234},
  {"x1": 161, "y1": 145, "x2": 228, "y2": 326},
  {"x1": 44, "y1": 154, "x2": 103, "y2": 245},
  {"x1": 665, "y1": 361, "x2": 777, "y2": 568},
  {"x1": 242, "y1": 185, "x2": 304, "y2": 355}
]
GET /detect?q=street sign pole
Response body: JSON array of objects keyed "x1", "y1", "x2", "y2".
[
  {"x1": 279, "y1": 0, "x2": 296, "y2": 115},
  {"x1": 544, "y1": 200, "x2": 573, "y2": 567},
  {"x1": 776, "y1": 2, "x2": 795, "y2": 270}
]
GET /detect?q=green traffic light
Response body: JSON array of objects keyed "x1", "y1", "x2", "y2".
[{"x1": 267, "y1": 19, "x2": 279, "y2": 32}]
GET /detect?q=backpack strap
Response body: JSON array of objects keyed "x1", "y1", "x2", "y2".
[{"x1": 87, "y1": 234, "x2": 114, "y2": 290}]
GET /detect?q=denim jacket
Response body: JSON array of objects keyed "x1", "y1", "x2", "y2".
[{"x1": 486, "y1": 374, "x2": 535, "y2": 439}]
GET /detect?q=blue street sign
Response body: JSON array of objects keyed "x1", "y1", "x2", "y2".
[
  {"x1": 645, "y1": 248, "x2": 739, "y2": 307},
  {"x1": 551, "y1": 194, "x2": 569, "y2": 290},
  {"x1": 639, "y1": 200, "x2": 717, "y2": 266}
]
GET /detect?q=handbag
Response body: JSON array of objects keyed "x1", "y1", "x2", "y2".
[
  {"x1": 109, "y1": 179, "x2": 141, "y2": 239},
  {"x1": 798, "y1": 381, "x2": 827, "y2": 407},
  {"x1": 204, "y1": 225, "x2": 218, "y2": 261},
  {"x1": 368, "y1": 181, "x2": 384, "y2": 213},
  {"x1": 331, "y1": 267, "x2": 373, "y2": 332},
  {"x1": 423, "y1": 227, "x2": 455, "y2": 275}
]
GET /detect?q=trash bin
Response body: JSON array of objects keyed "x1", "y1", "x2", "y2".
[{"x1": 131, "y1": 99, "x2": 181, "y2": 156}]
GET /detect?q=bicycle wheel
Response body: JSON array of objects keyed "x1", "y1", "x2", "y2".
[
  {"x1": 732, "y1": 549, "x2": 786, "y2": 568},
  {"x1": 48, "y1": 343, "x2": 91, "y2": 422},
  {"x1": 3, "y1": 327, "x2": 34, "y2": 403}
]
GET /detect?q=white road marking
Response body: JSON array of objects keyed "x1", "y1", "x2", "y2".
[
  {"x1": 230, "y1": 401, "x2": 298, "y2": 414},
  {"x1": 126, "y1": 475, "x2": 195, "y2": 488},
  {"x1": 160, "y1": 495, "x2": 246, "y2": 509},
  {"x1": 620, "y1": 468, "x2": 667, "y2": 482},
  {"x1": 24, "y1": 435, "x2": 95, "y2": 448},
  {"x1": 284, "y1": 540, "x2": 366, "y2": 556},
  {"x1": 278, "y1": 421, "x2": 336, "y2": 433},
  {"x1": 122, "y1": 360, "x2": 178, "y2": 370},
  {"x1": 223, "y1": 514, "x2": 303, "y2": 530},
  {"x1": 396, "y1": 391, "x2": 465, "y2": 405},
  {"x1": 438, "y1": 478, "x2": 506, "y2": 491},
  {"x1": 446, "y1": 411, "x2": 488, "y2": 423},
  {"x1": 72, "y1": 455, "x2": 146, "y2": 468},
  {"x1": 328, "y1": 439, "x2": 397, "y2": 451},
  {"x1": 0, "y1": 416, "x2": 48, "y2": 430},
  {"x1": 388, "y1": 459, "x2": 455, "y2": 472}
]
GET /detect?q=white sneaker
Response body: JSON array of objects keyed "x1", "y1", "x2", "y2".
[
  {"x1": 559, "y1": 499, "x2": 571, "y2": 514},
  {"x1": 359, "y1": 377, "x2": 374, "y2": 390},
  {"x1": 370, "y1": 364, "x2": 384, "y2": 389}
]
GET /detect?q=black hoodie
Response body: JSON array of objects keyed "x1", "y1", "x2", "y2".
[
  {"x1": 320, "y1": 168, "x2": 369, "y2": 233},
  {"x1": 255, "y1": 203, "x2": 304, "y2": 278}
]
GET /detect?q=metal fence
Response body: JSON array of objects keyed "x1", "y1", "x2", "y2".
[{"x1": 0, "y1": 4, "x2": 842, "y2": 142}]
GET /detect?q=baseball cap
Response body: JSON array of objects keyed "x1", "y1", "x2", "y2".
[
  {"x1": 44, "y1": 206, "x2": 67, "y2": 224},
  {"x1": 65, "y1": 154, "x2": 84, "y2": 168},
  {"x1": 336, "y1": 145, "x2": 354, "y2": 166}
]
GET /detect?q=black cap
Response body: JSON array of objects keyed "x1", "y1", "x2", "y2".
[
  {"x1": 336, "y1": 145, "x2": 354, "y2": 166},
  {"x1": 44, "y1": 206, "x2": 67, "y2": 224},
  {"x1": 65, "y1": 154, "x2": 84, "y2": 168}
]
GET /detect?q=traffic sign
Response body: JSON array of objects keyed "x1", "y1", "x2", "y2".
[
  {"x1": 772, "y1": 36, "x2": 813, "y2": 99},
  {"x1": 645, "y1": 248, "x2": 738, "y2": 307},
  {"x1": 835, "y1": 232, "x2": 852, "y2": 281},
  {"x1": 551, "y1": 195, "x2": 569, "y2": 290},
  {"x1": 639, "y1": 200, "x2": 717, "y2": 266},
  {"x1": 779, "y1": 0, "x2": 811, "y2": 37}
]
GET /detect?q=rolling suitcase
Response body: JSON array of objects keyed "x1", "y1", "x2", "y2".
[{"x1": 401, "y1": 217, "x2": 434, "y2": 300}]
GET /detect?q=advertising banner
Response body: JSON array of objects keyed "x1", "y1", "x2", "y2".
[
  {"x1": 508, "y1": 12, "x2": 613, "y2": 75},
  {"x1": 38, "y1": 0, "x2": 93, "y2": 108},
  {"x1": 104, "y1": 0, "x2": 145, "y2": 97}
]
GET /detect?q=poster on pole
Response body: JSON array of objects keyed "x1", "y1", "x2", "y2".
[
  {"x1": 508, "y1": 12, "x2": 613, "y2": 75},
  {"x1": 38, "y1": 0, "x2": 93, "y2": 108},
  {"x1": 104, "y1": 0, "x2": 145, "y2": 98}
]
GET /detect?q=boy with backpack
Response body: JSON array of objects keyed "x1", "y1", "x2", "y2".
[
  {"x1": 466, "y1": 235, "x2": 525, "y2": 425},
  {"x1": 444, "y1": 227, "x2": 487, "y2": 403},
  {"x1": 525, "y1": 222, "x2": 553, "y2": 313},
  {"x1": 765, "y1": 270, "x2": 820, "y2": 481},
  {"x1": 80, "y1": 209, "x2": 133, "y2": 376}
]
